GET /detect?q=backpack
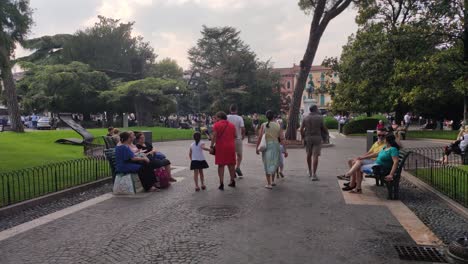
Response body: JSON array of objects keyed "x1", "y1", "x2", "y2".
[{"x1": 154, "y1": 168, "x2": 170, "y2": 189}]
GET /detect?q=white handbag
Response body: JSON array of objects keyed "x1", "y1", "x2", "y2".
[{"x1": 257, "y1": 126, "x2": 267, "y2": 152}]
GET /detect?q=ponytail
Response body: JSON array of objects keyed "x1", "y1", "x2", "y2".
[
  {"x1": 265, "y1": 110, "x2": 274, "y2": 128},
  {"x1": 193, "y1": 132, "x2": 201, "y2": 146}
]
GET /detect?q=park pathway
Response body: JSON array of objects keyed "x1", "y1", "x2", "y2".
[{"x1": 0, "y1": 134, "x2": 442, "y2": 263}]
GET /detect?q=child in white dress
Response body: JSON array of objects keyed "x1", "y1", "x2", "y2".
[{"x1": 189, "y1": 132, "x2": 210, "y2": 191}]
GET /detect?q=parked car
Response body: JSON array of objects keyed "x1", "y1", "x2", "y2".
[{"x1": 37, "y1": 117, "x2": 52, "y2": 130}]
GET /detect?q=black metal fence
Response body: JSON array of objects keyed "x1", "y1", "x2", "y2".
[
  {"x1": 405, "y1": 147, "x2": 468, "y2": 208},
  {"x1": 0, "y1": 156, "x2": 111, "y2": 208}
]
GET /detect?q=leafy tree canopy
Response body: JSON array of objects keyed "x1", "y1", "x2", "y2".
[
  {"x1": 17, "y1": 61, "x2": 111, "y2": 116},
  {"x1": 145, "y1": 58, "x2": 184, "y2": 80}
]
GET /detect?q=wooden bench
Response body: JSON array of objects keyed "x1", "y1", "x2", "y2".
[
  {"x1": 368, "y1": 150, "x2": 412, "y2": 200},
  {"x1": 103, "y1": 148, "x2": 144, "y2": 193}
]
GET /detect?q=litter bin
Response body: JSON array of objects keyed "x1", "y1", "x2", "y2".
[{"x1": 366, "y1": 130, "x2": 377, "y2": 151}]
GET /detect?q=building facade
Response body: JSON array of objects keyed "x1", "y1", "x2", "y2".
[{"x1": 274, "y1": 64, "x2": 339, "y2": 115}]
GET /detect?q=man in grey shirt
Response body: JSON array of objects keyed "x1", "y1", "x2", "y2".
[{"x1": 300, "y1": 105, "x2": 328, "y2": 181}]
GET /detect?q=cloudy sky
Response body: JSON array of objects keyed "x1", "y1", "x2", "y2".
[{"x1": 17, "y1": 0, "x2": 359, "y2": 69}]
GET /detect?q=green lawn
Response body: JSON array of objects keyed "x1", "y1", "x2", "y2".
[
  {"x1": 406, "y1": 130, "x2": 458, "y2": 140},
  {"x1": 408, "y1": 167, "x2": 468, "y2": 207},
  {"x1": 346, "y1": 130, "x2": 458, "y2": 140},
  {"x1": 0, "y1": 127, "x2": 195, "y2": 172}
]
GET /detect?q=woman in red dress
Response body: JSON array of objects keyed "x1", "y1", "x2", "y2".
[{"x1": 210, "y1": 111, "x2": 237, "y2": 190}]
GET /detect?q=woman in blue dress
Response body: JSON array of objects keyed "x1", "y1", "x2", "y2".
[{"x1": 115, "y1": 131, "x2": 158, "y2": 192}]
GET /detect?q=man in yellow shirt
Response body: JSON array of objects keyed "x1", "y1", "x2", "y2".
[{"x1": 337, "y1": 130, "x2": 387, "y2": 191}]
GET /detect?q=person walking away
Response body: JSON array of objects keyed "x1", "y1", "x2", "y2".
[
  {"x1": 189, "y1": 132, "x2": 210, "y2": 191},
  {"x1": 210, "y1": 112, "x2": 237, "y2": 190},
  {"x1": 256, "y1": 110, "x2": 285, "y2": 189},
  {"x1": 300, "y1": 105, "x2": 328, "y2": 181},
  {"x1": 227, "y1": 104, "x2": 245, "y2": 178},
  {"x1": 252, "y1": 113, "x2": 260, "y2": 136}
]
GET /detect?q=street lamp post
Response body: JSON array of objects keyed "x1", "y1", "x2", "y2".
[{"x1": 175, "y1": 86, "x2": 180, "y2": 116}]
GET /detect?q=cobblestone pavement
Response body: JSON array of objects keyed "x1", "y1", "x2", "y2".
[
  {"x1": 0, "y1": 182, "x2": 112, "y2": 232},
  {"x1": 0, "y1": 135, "x2": 449, "y2": 264}
]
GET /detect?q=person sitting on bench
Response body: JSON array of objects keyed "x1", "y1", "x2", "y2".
[
  {"x1": 115, "y1": 131, "x2": 158, "y2": 192},
  {"x1": 337, "y1": 129, "x2": 387, "y2": 190},
  {"x1": 133, "y1": 132, "x2": 176, "y2": 182},
  {"x1": 442, "y1": 125, "x2": 468, "y2": 164}
]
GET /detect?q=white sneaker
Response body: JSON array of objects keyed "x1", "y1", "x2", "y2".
[
  {"x1": 271, "y1": 182, "x2": 277, "y2": 186},
  {"x1": 308, "y1": 171, "x2": 312, "y2": 178},
  {"x1": 311, "y1": 174, "x2": 319, "y2": 181},
  {"x1": 265, "y1": 185, "x2": 272, "y2": 189}
]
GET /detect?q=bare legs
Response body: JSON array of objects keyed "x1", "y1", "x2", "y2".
[
  {"x1": 217, "y1": 165, "x2": 236, "y2": 190},
  {"x1": 193, "y1": 169, "x2": 205, "y2": 190}
]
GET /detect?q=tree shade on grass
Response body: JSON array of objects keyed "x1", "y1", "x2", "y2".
[{"x1": 0, "y1": 127, "x2": 196, "y2": 172}]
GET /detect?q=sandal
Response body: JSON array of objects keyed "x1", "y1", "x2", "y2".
[
  {"x1": 349, "y1": 189, "x2": 362, "y2": 194},
  {"x1": 201, "y1": 185, "x2": 206, "y2": 190},
  {"x1": 195, "y1": 187, "x2": 200, "y2": 192},
  {"x1": 342, "y1": 185, "x2": 356, "y2": 191}
]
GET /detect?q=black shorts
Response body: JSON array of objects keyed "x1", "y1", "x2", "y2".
[{"x1": 190, "y1": 160, "x2": 209, "y2": 170}]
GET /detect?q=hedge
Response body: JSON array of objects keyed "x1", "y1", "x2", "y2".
[
  {"x1": 343, "y1": 118, "x2": 380, "y2": 135},
  {"x1": 324, "y1": 116, "x2": 338, "y2": 129}
]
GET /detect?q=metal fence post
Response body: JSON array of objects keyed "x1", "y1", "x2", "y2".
[
  {"x1": 6, "y1": 180, "x2": 11, "y2": 206},
  {"x1": 95, "y1": 162, "x2": 98, "y2": 181},
  {"x1": 54, "y1": 169, "x2": 58, "y2": 192}
]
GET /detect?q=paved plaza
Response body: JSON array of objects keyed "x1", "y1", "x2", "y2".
[{"x1": 0, "y1": 134, "x2": 450, "y2": 263}]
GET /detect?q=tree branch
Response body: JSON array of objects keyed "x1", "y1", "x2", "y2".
[{"x1": 320, "y1": 0, "x2": 353, "y2": 31}]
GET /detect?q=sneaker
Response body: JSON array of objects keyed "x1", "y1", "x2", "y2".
[
  {"x1": 264, "y1": 185, "x2": 272, "y2": 189},
  {"x1": 311, "y1": 174, "x2": 319, "y2": 181},
  {"x1": 308, "y1": 171, "x2": 312, "y2": 178},
  {"x1": 336, "y1": 175, "x2": 349, "y2": 180},
  {"x1": 228, "y1": 180, "x2": 236, "y2": 188},
  {"x1": 235, "y1": 168, "x2": 243, "y2": 177},
  {"x1": 218, "y1": 183, "x2": 224, "y2": 190},
  {"x1": 271, "y1": 182, "x2": 277, "y2": 186}
]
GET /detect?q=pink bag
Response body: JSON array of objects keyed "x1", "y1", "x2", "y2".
[{"x1": 154, "y1": 168, "x2": 170, "y2": 189}]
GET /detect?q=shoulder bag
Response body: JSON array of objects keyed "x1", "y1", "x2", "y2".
[{"x1": 257, "y1": 123, "x2": 267, "y2": 152}]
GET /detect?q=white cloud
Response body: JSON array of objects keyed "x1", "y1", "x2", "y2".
[{"x1": 152, "y1": 32, "x2": 194, "y2": 68}]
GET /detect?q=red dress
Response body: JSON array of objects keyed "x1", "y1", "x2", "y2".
[{"x1": 213, "y1": 120, "x2": 236, "y2": 165}]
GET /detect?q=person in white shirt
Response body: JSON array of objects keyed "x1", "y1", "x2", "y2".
[
  {"x1": 404, "y1": 113, "x2": 411, "y2": 129},
  {"x1": 227, "y1": 104, "x2": 245, "y2": 178},
  {"x1": 189, "y1": 132, "x2": 210, "y2": 191}
]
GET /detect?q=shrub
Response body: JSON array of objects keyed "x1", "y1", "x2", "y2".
[
  {"x1": 243, "y1": 115, "x2": 267, "y2": 133},
  {"x1": 343, "y1": 118, "x2": 380, "y2": 135},
  {"x1": 324, "y1": 116, "x2": 338, "y2": 129}
]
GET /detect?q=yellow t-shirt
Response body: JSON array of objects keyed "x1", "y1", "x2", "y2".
[{"x1": 369, "y1": 141, "x2": 385, "y2": 156}]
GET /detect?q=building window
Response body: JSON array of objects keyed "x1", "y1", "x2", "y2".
[
  {"x1": 320, "y1": 94, "x2": 325, "y2": 106},
  {"x1": 287, "y1": 81, "x2": 291, "y2": 89}
]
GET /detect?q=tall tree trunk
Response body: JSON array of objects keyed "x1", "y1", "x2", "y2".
[
  {"x1": 286, "y1": 6, "x2": 327, "y2": 140},
  {"x1": 285, "y1": 0, "x2": 352, "y2": 139},
  {"x1": 0, "y1": 47, "x2": 24, "y2": 132}
]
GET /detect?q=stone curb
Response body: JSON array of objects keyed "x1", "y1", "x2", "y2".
[
  {"x1": 0, "y1": 177, "x2": 112, "y2": 218},
  {"x1": 402, "y1": 171, "x2": 468, "y2": 220}
]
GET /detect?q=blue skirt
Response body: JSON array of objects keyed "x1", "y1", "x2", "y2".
[{"x1": 262, "y1": 141, "x2": 280, "y2": 174}]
